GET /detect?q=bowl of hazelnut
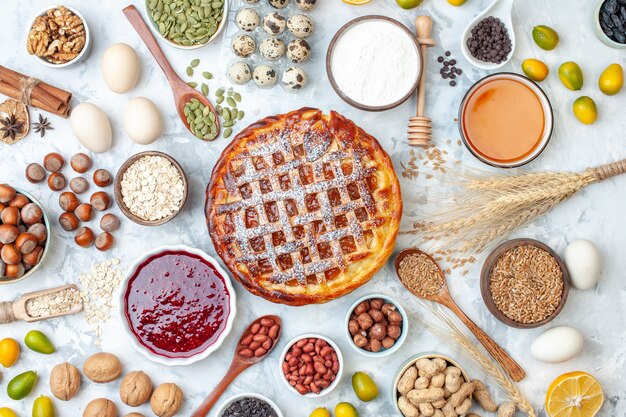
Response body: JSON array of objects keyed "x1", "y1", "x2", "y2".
[
  {"x1": 345, "y1": 293, "x2": 408, "y2": 357},
  {"x1": 0, "y1": 184, "x2": 50, "y2": 284}
]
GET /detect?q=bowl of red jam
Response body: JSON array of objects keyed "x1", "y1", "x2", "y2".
[{"x1": 118, "y1": 245, "x2": 237, "y2": 366}]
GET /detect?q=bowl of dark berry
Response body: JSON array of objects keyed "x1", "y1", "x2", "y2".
[
  {"x1": 595, "y1": 0, "x2": 626, "y2": 48},
  {"x1": 216, "y1": 393, "x2": 283, "y2": 417}
]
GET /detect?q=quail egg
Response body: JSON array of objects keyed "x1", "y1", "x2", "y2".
[
  {"x1": 262, "y1": 12, "x2": 287, "y2": 36},
  {"x1": 232, "y1": 34, "x2": 256, "y2": 57},
  {"x1": 295, "y1": 0, "x2": 317, "y2": 11},
  {"x1": 268, "y1": 0, "x2": 289, "y2": 8},
  {"x1": 287, "y1": 14, "x2": 314, "y2": 38},
  {"x1": 253, "y1": 65, "x2": 278, "y2": 87},
  {"x1": 236, "y1": 8, "x2": 260, "y2": 32},
  {"x1": 228, "y1": 61, "x2": 252, "y2": 85},
  {"x1": 282, "y1": 66, "x2": 308, "y2": 90},
  {"x1": 286, "y1": 39, "x2": 311, "y2": 63},
  {"x1": 259, "y1": 37, "x2": 286, "y2": 61}
]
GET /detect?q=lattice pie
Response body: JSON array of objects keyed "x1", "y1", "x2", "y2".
[{"x1": 206, "y1": 108, "x2": 402, "y2": 305}]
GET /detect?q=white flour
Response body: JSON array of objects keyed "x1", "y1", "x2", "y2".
[{"x1": 331, "y1": 19, "x2": 420, "y2": 107}]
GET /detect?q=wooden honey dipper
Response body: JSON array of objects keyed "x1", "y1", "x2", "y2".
[{"x1": 408, "y1": 16, "x2": 435, "y2": 147}]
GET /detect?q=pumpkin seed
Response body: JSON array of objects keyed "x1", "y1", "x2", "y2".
[
  {"x1": 201, "y1": 83, "x2": 209, "y2": 96},
  {"x1": 234, "y1": 92, "x2": 242, "y2": 102},
  {"x1": 237, "y1": 110, "x2": 245, "y2": 120},
  {"x1": 216, "y1": 105, "x2": 222, "y2": 113},
  {"x1": 186, "y1": 66, "x2": 193, "y2": 76},
  {"x1": 223, "y1": 110, "x2": 231, "y2": 122},
  {"x1": 229, "y1": 108, "x2": 238, "y2": 120},
  {"x1": 223, "y1": 120, "x2": 234, "y2": 127},
  {"x1": 216, "y1": 87, "x2": 225, "y2": 96},
  {"x1": 187, "y1": 81, "x2": 198, "y2": 88},
  {"x1": 216, "y1": 95, "x2": 224, "y2": 104},
  {"x1": 202, "y1": 71, "x2": 213, "y2": 80},
  {"x1": 226, "y1": 97, "x2": 236, "y2": 107},
  {"x1": 223, "y1": 128, "x2": 232, "y2": 138}
]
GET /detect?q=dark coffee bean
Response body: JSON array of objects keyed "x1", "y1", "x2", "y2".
[
  {"x1": 450, "y1": 74, "x2": 456, "y2": 79},
  {"x1": 450, "y1": 80, "x2": 456, "y2": 86},
  {"x1": 438, "y1": 56, "x2": 444, "y2": 62},
  {"x1": 445, "y1": 51, "x2": 451, "y2": 56},
  {"x1": 456, "y1": 68, "x2": 463, "y2": 75},
  {"x1": 442, "y1": 73, "x2": 449, "y2": 79},
  {"x1": 449, "y1": 59, "x2": 457, "y2": 65}
]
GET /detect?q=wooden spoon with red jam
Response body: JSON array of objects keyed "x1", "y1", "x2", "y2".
[{"x1": 191, "y1": 315, "x2": 282, "y2": 417}]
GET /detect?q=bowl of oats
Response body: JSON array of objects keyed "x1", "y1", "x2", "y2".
[
  {"x1": 114, "y1": 151, "x2": 188, "y2": 226},
  {"x1": 26, "y1": 5, "x2": 91, "y2": 68}
]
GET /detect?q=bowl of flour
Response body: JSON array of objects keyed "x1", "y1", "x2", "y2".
[{"x1": 327, "y1": 16, "x2": 422, "y2": 111}]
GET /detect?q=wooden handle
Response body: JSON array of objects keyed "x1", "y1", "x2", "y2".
[
  {"x1": 446, "y1": 300, "x2": 526, "y2": 382},
  {"x1": 0, "y1": 301, "x2": 16, "y2": 324},
  {"x1": 415, "y1": 16, "x2": 434, "y2": 118},
  {"x1": 123, "y1": 6, "x2": 179, "y2": 87},
  {"x1": 588, "y1": 158, "x2": 626, "y2": 182},
  {"x1": 190, "y1": 360, "x2": 249, "y2": 417}
]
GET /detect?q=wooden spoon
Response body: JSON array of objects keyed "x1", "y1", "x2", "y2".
[
  {"x1": 395, "y1": 248, "x2": 526, "y2": 382},
  {"x1": 190, "y1": 315, "x2": 282, "y2": 417},
  {"x1": 0, "y1": 284, "x2": 83, "y2": 324},
  {"x1": 408, "y1": 16, "x2": 435, "y2": 148},
  {"x1": 122, "y1": 6, "x2": 220, "y2": 138}
]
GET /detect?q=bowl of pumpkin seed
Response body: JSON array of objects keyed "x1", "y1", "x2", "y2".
[{"x1": 144, "y1": 0, "x2": 228, "y2": 49}]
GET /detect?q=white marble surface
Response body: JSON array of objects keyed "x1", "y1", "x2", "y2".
[{"x1": 1, "y1": 0, "x2": 625, "y2": 416}]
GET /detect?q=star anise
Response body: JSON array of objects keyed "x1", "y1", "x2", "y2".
[
  {"x1": 33, "y1": 114, "x2": 53, "y2": 137},
  {"x1": 0, "y1": 114, "x2": 25, "y2": 141}
]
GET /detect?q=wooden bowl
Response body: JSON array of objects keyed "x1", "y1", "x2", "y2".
[
  {"x1": 480, "y1": 238, "x2": 570, "y2": 329},
  {"x1": 114, "y1": 151, "x2": 188, "y2": 227}
]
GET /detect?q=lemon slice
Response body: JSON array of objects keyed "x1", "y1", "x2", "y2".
[
  {"x1": 546, "y1": 371, "x2": 604, "y2": 417},
  {"x1": 342, "y1": 0, "x2": 371, "y2": 5}
]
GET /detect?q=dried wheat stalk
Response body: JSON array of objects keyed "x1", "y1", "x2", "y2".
[{"x1": 417, "y1": 301, "x2": 537, "y2": 417}]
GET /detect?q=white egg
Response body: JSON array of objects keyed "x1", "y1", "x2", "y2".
[
  {"x1": 124, "y1": 97, "x2": 162, "y2": 145},
  {"x1": 70, "y1": 103, "x2": 112, "y2": 153},
  {"x1": 564, "y1": 239, "x2": 602, "y2": 290},
  {"x1": 101, "y1": 43, "x2": 140, "y2": 94},
  {"x1": 530, "y1": 326, "x2": 584, "y2": 363}
]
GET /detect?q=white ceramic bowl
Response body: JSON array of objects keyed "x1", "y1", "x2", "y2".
[
  {"x1": 117, "y1": 245, "x2": 237, "y2": 366},
  {"x1": 27, "y1": 5, "x2": 92, "y2": 68},
  {"x1": 143, "y1": 0, "x2": 228, "y2": 50},
  {"x1": 593, "y1": 0, "x2": 626, "y2": 49},
  {"x1": 279, "y1": 333, "x2": 343, "y2": 398},
  {"x1": 215, "y1": 393, "x2": 284, "y2": 417},
  {"x1": 345, "y1": 293, "x2": 408, "y2": 358}
]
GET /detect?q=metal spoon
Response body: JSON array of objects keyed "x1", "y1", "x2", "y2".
[{"x1": 395, "y1": 248, "x2": 526, "y2": 382}]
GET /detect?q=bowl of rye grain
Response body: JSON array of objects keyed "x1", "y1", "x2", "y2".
[{"x1": 480, "y1": 238, "x2": 570, "y2": 329}]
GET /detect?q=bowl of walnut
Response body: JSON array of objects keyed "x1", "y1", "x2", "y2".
[
  {"x1": 26, "y1": 5, "x2": 91, "y2": 68},
  {"x1": 345, "y1": 293, "x2": 408, "y2": 357}
]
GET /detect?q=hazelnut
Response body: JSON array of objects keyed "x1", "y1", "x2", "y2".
[
  {"x1": 1, "y1": 243, "x2": 21, "y2": 265},
  {"x1": 369, "y1": 323, "x2": 387, "y2": 340},
  {"x1": 50, "y1": 362, "x2": 81, "y2": 401},
  {"x1": 15, "y1": 233, "x2": 37, "y2": 254},
  {"x1": 5, "y1": 263, "x2": 25, "y2": 279},
  {"x1": 48, "y1": 172, "x2": 67, "y2": 191},
  {"x1": 83, "y1": 352, "x2": 122, "y2": 383},
  {"x1": 91, "y1": 192, "x2": 111, "y2": 211},
  {"x1": 0, "y1": 184, "x2": 16, "y2": 203},
  {"x1": 382, "y1": 337, "x2": 395, "y2": 349},
  {"x1": 95, "y1": 232, "x2": 114, "y2": 252},
  {"x1": 388, "y1": 310, "x2": 403, "y2": 324},
  {"x1": 1, "y1": 206, "x2": 20, "y2": 225},
  {"x1": 21, "y1": 203, "x2": 43, "y2": 224},
  {"x1": 353, "y1": 333, "x2": 368, "y2": 348},
  {"x1": 59, "y1": 212, "x2": 80, "y2": 231},
  {"x1": 100, "y1": 214, "x2": 121, "y2": 232},
  {"x1": 381, "y1": 303, "x2": 396, "y2": 316},
  {"x1": 9, "y1": 194, "x2": 30, "y2": 209},
  {"x1": 93, "y1": 169, "x2": 112, "y2": 187},
  {"x1": 348, "y1": 319, "x2": 360, "y2": 336},
  {"x1": 83, "y1": 398, "x2": 117, "y2": 417},
  {"x1": 370, "y1": 298, "x2": 384, "y2": 310},
  {"x1": 70, "y1": 153, "x2": 92, "y2": 173},
  {"x1": 151, "y1": 383, "x2": 183, "y2": 417},
  {"x1": 387, "y1": 324, "x2": 402, "y2": 340},
  {"x1": 75, "y1": 227, "x2": 95, "y2": 248},
  {"x1": 120, "y1": 371, "x2": 153, "y2": 407},
  {"x1": 368, "y1": 308, "x2": 385, "y2": 323},
  {"x1": 27, "y1": 223, "x2": 47, "y2": 244},
  {"x1": 75, "y1": 203, "x2": 93, "y2": 222},
  {"x1": 43, "y1": 153, "x2": 65, "y2": 172},
  {"x1": 25, "y1": 163, "x2": 46, "y2": 183},
  {"x1": 23, "y1": 246, "x2": 44, "y2": 266},
  {"x1": 354, "y1": 301, "x2": 370, "y2": 315},
  {"x1": 0, "y1": 224, "x2": 19, "y2": 244},
  {"x1": 357, "y1": 312, "x2": 373, "y2": 330},
  {"x1": 369, "y1": 338, "x2": 382, "y2": 353},
  {"x1": 70, "y1": 177, "x2": 90, "y2": 194},
  {"x1": 59, "y1": 192, "x2": 80, "y2": 212}
]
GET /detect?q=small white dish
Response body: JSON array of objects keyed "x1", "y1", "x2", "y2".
[
  {"x1": 142, "y1": 0, "x2": 229, "y2": 50},
  {"x1": 279, "y1": 334, "x2": 343, "y2": 398},
  {"x1": 116, "y1": 244, "x2": 237, "y2": 366},
  {"x1": 461, "y1": 0, "x2": 516, "y2": 70},
  {"x1": 27, "y1": 5, "x2": 91, "y2": 68},
  {"x1": 215, "y1": 393, "x2": 284, "y2": 417},
  {"x1": 593, "y1": 0, "x2": 626, "y2": 49},
  {"x1": 345, "y1": 293, "x2": 408, "y2": 358}
]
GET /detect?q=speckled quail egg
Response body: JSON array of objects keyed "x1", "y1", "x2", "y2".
[
  {"x1": 228, "y1": 61, "x2": 252, "y2": 85},
  {"x1": 232, "y1": 34, "x2": 256, "y2": 57},
  {"x1": 286, "y1": 39, "x2": 311, "y2": 63},
  {"x1": 236, "y1": 8, "x2": 260, "y2": 32},
  {"x1": 295, "y1": 0, "x2": 317, "y2": 11},
  {"x1": 268, "y1": 0, "x2": 289, "y2": 9},
  {"x1": 253, "y1": 65, "x2": 278, "y2": 87},
  {"x1": 262, "y1": 12, "x2": 287, "y2": 36},
  {"x1": 287, "y1": 14, "x2": 314, "y2": 38},
  {"x1": 282, "y1": 66, "x2": 308, "y2": 90},
  {"x1": 259, "y1": 37, "x2": 286, "y2": 61}
]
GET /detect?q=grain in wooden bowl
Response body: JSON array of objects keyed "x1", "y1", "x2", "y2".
[{"x1": 480, "y1": 238, "x2": 570, "y2": 329}]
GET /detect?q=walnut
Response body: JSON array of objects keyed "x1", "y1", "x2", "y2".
[
  {"x1": 83, "y1": 398, "x2": 117, "y2": 417},
  {"x1": 151, "y1": 383, "x2": 183, "y2": 417},
  {"x1": 83, "y1": 352, "x2": 122, "y2": 383},
  {"x1": 26, "y1": 6, "x2": 85, "y2": 64},
  {"x1": 50, "y1": 362, "x2": 81, "y2": 401},
  {"x1": 356, "y1": 313, "x2": 373, "y2": 330},
  {"x1": 369, "y1": 323, "x2": 387, "y2": 340},
  {"x1": 120, "y1": 371, "x2": 153, "y2": 407},
  {"x1": 387, "y1": 324, "x2": 402, "y2": 339}
]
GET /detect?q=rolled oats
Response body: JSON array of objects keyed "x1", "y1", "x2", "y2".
[{"x1": 25, "y1": 287, "x2": 82, "y2": 318}]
